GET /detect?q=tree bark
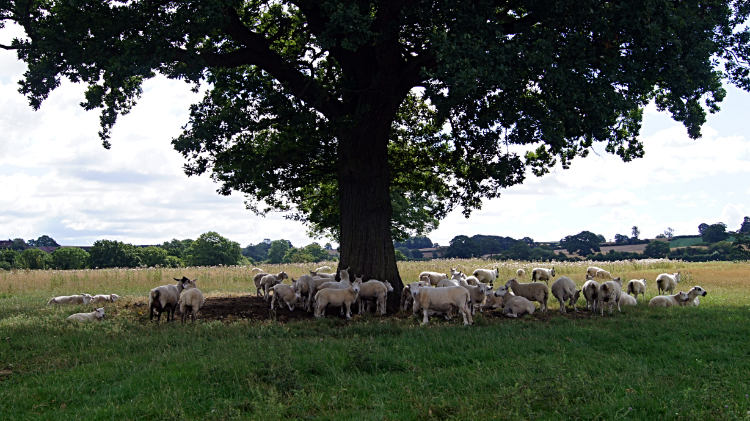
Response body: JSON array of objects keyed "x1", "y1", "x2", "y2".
[{"x1": 336, "y1": 99, "x2": 404, "y2": 313}]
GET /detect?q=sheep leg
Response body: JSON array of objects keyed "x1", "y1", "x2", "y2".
[
  {"x1": 421, "y1": 308, "x2": 431, "y2": 325},
  {"x1": 270, "y1": 294, "x2": 276, "y2": 310},
  {"x1": 345, "y1": 302, "x2": 352, "y2": 319}
]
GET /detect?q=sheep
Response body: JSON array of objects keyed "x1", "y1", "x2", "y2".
[
  {"x1": 482, "y1": 285, "x2": 516, "y2": 311},
  {"x1": 252, "y1": 272, "x2": 269, "y2": 297},
  {"x1": 502, "y1": 296, "x2": 536, "y2": 318},
  {"x1": 309, "y1": 270, "x2": 336, "y2": 279},
  {"x1": 408, "y1": 283, "x2": 473, "y2": 325},
  {"x1": 401, "y1": 281, "x2": 430, "y2": 311},
  {"x1": 462, "y1": 275, "x2": 483, "y2": 287},
  {"x1": 251, "y1": 267, "x2": 264, "y2": 274},
  {"x1": 595, "y1": 269, "x2": 613, "y2": 280},
  {"x1": 314, "y1": 265, "x2": 333, "y2": 273},
  {"x1": 586, "y1": 266, "x2": 604, "y2": 278},
  {"x1": 271, "y1": 281, "x2": 301, "y2": 312},
  {"x1": 619, "y1": 294, "x2": 638, "y2": 307},
  {"x1": 67, "y1": 307, "x2": 105, "y2": 322},
  {"x1": 582, "y1": 279, "x2": 599, "y2": 313},
  {"x1": 516, "y1": 268, "x2": 526, "y2": 279},
  {"x1": 649, "y1": 290, "x2": 690, "y2": 308},
  {"x1": 317, "y1": 268, "x2": 353, "y2": 291},
  {"x1": 314, "y1": 279, "x2": 362, "y2": 319},
  {"x1": 179, "y1": 279, "x2": 205, "y2": 322},
  {"x1": 550, "y1": 276, "x2": 580, "y2": 314},
  {"x1": 149, "y1": 277, "x2": 188, "y2": 322},
  {"x1": 598, "y1": 277, "x2": 623, "y2": 315},
  {"x1": 626, "y1": 279, "x2": 647, "y2": 303},
  {"x1": 298, "y1": 275, "x2": 333, "y2": 312},
  {"x1": 460, "y1": 281, "x2": 489, "y2": 314},
  {"x1": 436, "y1": 278, "x2": 460, "y2": 288},
  {"x1": 90, "y1": 294, "x2": 120, "y2": 305},
  {"x1": 418, "y1": 271, "x2": 449, "y2": 287},
  {"x1": 656, "y1": 272, "x2": 681, "y2": 295},
  {"x1": 531, "y1": 267, "x2": 555, "y2": 284},
  {"x1": 260, "y1": 271, "x2": 290, "y2": 301},
  {"x1": 677, "y1": 286, "x2": 707, "y2": 307},
  {"x1": 357, "y1": 280, "x2": 393, "y2": 315},
  {"x1": 47, "y1": 294, "x2": 93, "y2": 305},
  {"x1": 505, "y1": 278, "x2": 549, "y2": 313},
  {"x1": 473, "y1": 267, "x2": 499, "y2": 287}
]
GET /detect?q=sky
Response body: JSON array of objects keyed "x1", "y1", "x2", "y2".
[{"x1": 1, "y1": 23, "x2": 749, "y2": 248}]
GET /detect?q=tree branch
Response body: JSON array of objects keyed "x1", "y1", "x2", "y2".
[{"x1": 0, "y1": 43, "x2": 21, "y2": 50}]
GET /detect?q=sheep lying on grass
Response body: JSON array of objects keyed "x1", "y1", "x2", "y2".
[
  {"x1": 626, "y1": 279, "x2": 647, "y2": 303},
  {"x1": 149, "y1": 277, "x2": 188, "y2": 322},
  {"x1": 67, "y1": 307, "x2": 105, "y2": 323},
  {"x1": 180, "y1": 279, "x2": 205, "y2": 322},
  {"x1": 505, "y1": 278, "x2": 549, "y2": 313},
  {"x1": 473, "y1": 267, "x2": 498, "y2": 287},
  {"x1": 649, "y1": 290, "x2": 689, "y2": 308},
  {"x1": 90, "y1": 294, "x2": 120, "y2": 304},
  {"x1": 357, "y1": 280, "x2": 393, "y2": 315},
  {"x1": 314, "y1": 265, "x2": 333, "y2": 273},
  {"x1": 598, "y1": 277, "x2": 623, "y2": 315},
  {"x1": 551, "y1": 277, "x2": 580, "y2": 314},
  {"x1": 47, "y1": 294, "x2": 93, "y2": 305},
  {"x1": 484, "y1": 285, "x2": 516, "y2": 311},
  {"x1": 677, "y1": 286, "x2": 707, "y2": 307},
  {"x1": 502, "y1": 296, "x2": 535, "y2": 318},
  {"x1": 401, "y1": 281, "x2": 430, "y2": 311},
  {"x1": 260, "y1": 272, "x2": 290, "y2": 301},
  {"x1": 419, "y1": 271, "x2": 449, "y2": 287},
  {"x1": 582, "y1": 279, "x2": 599, "y2": 313},
  {"x1": 271, "y1": 281, "x2": 301, "y2": 312},
  {"x1": 619, "y1": 294, "x2": 638, "y2": 307},
  {"x1": 656, "y1": 272, "x2": 681, "y2": 295},
  {"x1": 595, "y1": 269, "x2": 613, "y2": 280},
  {"x1": 314, "y1": 279, "x2": 362, "y2": 319},
  {"x1": 409, "y1": 283, "x2": 473, "y2": 326},
  {"x1": 531, "y1": 267, "x2": 555, "y2": 284},
  {"x1": 586, "y1": 266, "x2": 604, "y2": 278}
]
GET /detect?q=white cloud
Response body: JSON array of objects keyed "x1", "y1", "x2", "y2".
[{"x1": 574, "y1": 189, "x2": 648, "y2": 208}]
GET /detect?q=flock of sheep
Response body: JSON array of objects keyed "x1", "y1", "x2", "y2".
[{"x1": 45, "y1": 264, "x2": 706, "y2": 325}]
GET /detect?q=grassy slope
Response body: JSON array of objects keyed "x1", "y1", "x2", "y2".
[{"x1": 1, "y1": 261, "x2": 749, "y2": 420}]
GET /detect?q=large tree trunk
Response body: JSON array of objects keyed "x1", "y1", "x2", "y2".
[{"x1": 336, "y1": 103, "x2": 404, "y2": 313}]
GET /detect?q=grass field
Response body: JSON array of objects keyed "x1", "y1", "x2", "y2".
[{"x1": 1, "y1": 259, "x2": 749, "y2": 420}]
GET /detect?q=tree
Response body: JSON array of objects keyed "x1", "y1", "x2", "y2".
[
  {"x1": 18, "y1": 248, "x2": 52, "y2": 269},
  {"x1": 664, "y1": 227, "x2": 675, "y2": 239},
  {"x1": 283, "y1": 243, "x2": 330, "y2": 263},
  {"x1": 2, "y1": 250, "x2": 19, "y2": 269},
  {"x1": 631, "y1": 226, "x2": 640, "y2": 240},
  {"x1": 411, "y1": 248, "x2": 424, "y2": 259},
  {"x1": 643, "y1": 240, "x2": 670, "y2": 258},
  {"x1": 479, "y1": 238, "x2": 503, "y2": 255},
  {"x1": 614, "y1": 234, "x2": 630, "y2": 244},
  {"x1": 444, "y1": 236, "x2": 480, "y2": 259},
  {"x1": 88, "y1": 240, "x2": 142, "y2": 268},
  {"x1": 10, "y1": 238, "x2": 27, "y2": 251},
  {"x1": 51, "y1": 247, "x2": 89, "y2": 270},
  {"x1": 242, "y1": 242, "x2": 272, "y2": 262},
  {"x1": 702, "y1": 223, "x2": 730, "y2": 244},
  {"x1": 138, "y1": 246, "x2": 172, "y2": 267},
  {"x1": 160, "y1": 238, "x2": 194, "y2": 258},
  {"x1": 698, "y1": 223, "x2": 710, "y2": 237},
  {"x1": 185, "y1": 232, "x2": 242, "y2": 266},
  {"x1": 267, "y1": 240, "x2": 291, "y2": 264},
  {"x1": 560, "y1": 231, "x2": 602, "y2": 256},
  {"x1": 508, "y1": 241, "x2": 532, "y2": 261},
  {"x1": 6, "y1": 0, "x2": 750, "y2": 309},
  {"x1": 740, "y1": 217, "x2": 750, "y2": 233},
  {"x1": 27, "y1": 235, "x2": 60, "y2": 247}
]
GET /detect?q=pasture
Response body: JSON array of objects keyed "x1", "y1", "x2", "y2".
[{"x1": 1, "y1": 259, "x2": 749, "y2": 420}]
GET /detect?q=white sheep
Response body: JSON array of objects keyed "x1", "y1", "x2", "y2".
[
  {"x1": 586, "y1": 266, "x2": 604, "y2": 278},
  {"x1": 505, "y1": 278, "x2": 549, "y2": 313},
  {"x1": 179, "y1": 279, "x2": 205, "y2": 322},
  {"x1": 357, "y1": 280, "x2": 393, "y2": 315},
  {"x1": 619, "y1": 294, "x2": 638, "y2": 307},
  {"x1": 550, "y1": 276, "x2": 580, "y2": 314},
  {"x1": 314, "y1": 279, "x2": 362, "y2": 319},
  {"x1": 649, "y1": 290, "x2": 689, "y2": 308},
  {"x1": 271, "y1": 281, "x2": 301, "y2": 312},
  {"x1": 626, "y1": 279, "x2": 647, "y2": 303},
  {"x1": 459, "y1": 281, "x2": 489, "y2": 314},
  {"x1": 418, "y1": 271, "x2": 449, "y2": 287},
  {"x1": 436, "y1": 278, "x2": 460, "y2": 288},
  {"x1": 483, "y1": 285, "x2": 516, "y2": 311},
  {"x1": 309, "y1": 270, "x2": 336, "y2": 279},
  {"x1": 531, "y1": 267, "x2": 555, "y2": 284},
  {"x1": 676, "y1": 286, "x2": 707, "y2": 307},
  {"x1": 252, "y1": 272, "x2": 269, "y2": 297},
  {"x1": 408, "y1": 283, "x2": 473, "y2": 325},
  {"x1": 260, "y1": 271, "x2": 290, "y2": 301},
  {"x1": 462, "y1": 275, "x2": 483, "y2": 286},
  {"x1": 473, "y1": 267, "x2": 499, "y2": 287},
  {"x1": 595, "y1": 269, "x2": 613, "y2": 280},
  {"x1": 47, "y1": 294, "x2": 93, "y2": 305},
  {"x1": 502, "y1": 296, "x2": 536, "y2": 318},
  {"x1": 314, "y1": 265, "x2": 333, "y2": 273},
  {"x1": 298, "y1": 275, "x2": 333, "y2": 312},
  {"x1": 401, "y1": 281, "x2": 430, "y2": 311},
  {"x1": 656, "y1": 272, "x2": 681, "y2": 295},
  {"x1": 516, "y1": 268, "x2": 526, "y2": 279},
  {"x1": 598, "y1": 277, "x2": 623, "y2": 315},
  {"x1": 317, "y1": 268, "x2": 353, "y2": 291},
  {"x1": 582, "y1": 279, "x2": 599, "y2": 314},
  {"x1": 251, "y1": 267, "x2": 264, "y2": 274},
  {"x1": 149, "y1": 277, "x2": 188, "y2": 322},
  {"x1": 90, "y1": 294, "x2": 120, "y2": 304},
  {"x1": 67, "y1": 307, "x2": 105, "y2": 322}
]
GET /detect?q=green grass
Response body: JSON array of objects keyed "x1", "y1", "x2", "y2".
[
  {"x1": 669, "y1": 237, "x2": 704, "y2": 248},
  {"x1": 2, "y1": 262, "x2": 750, "y2": 420}
]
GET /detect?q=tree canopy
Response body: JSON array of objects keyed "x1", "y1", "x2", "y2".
[
  {"x1": 4, "y1": 0, "x2": 750, "y2": 299},
  {"x1": 560, "y1": 231, "x2": 602, "y2": 256},
  {"x1": 184, "y1": 231, "x2": 243, "y2": 266}
]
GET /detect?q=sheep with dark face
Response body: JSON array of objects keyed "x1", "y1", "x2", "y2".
[
  {"x1": 531, "y1": 267, "x2": 555, "y2": 284},
  {"x1": 149, "y1": 277, "x2": 188, "y2": 322}
]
